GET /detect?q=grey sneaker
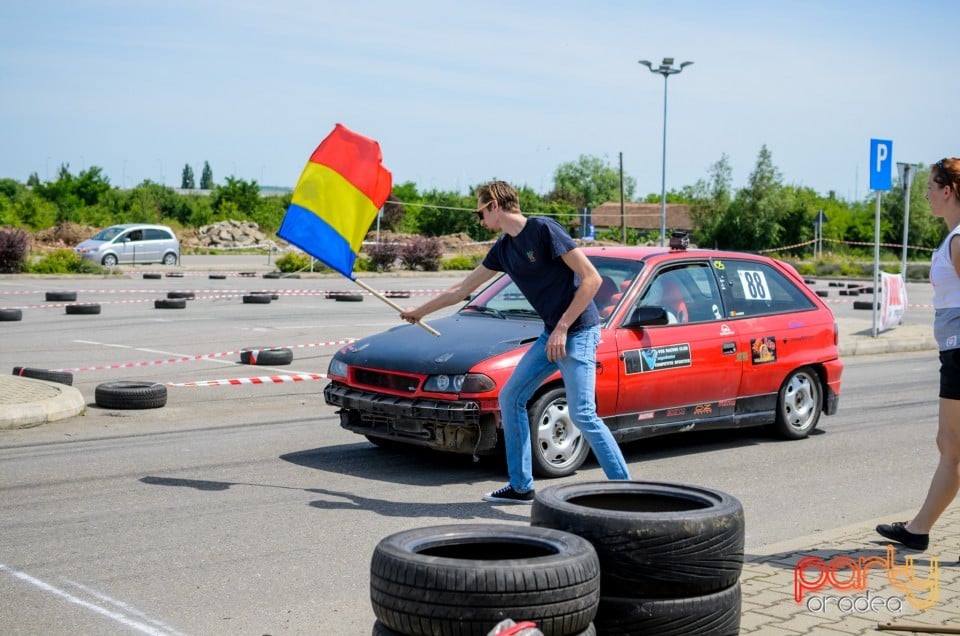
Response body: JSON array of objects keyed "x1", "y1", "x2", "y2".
[{"x1": 483, "y1": 485, "x2": 535, "y2": 504}]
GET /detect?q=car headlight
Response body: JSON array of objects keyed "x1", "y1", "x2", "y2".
[
  {"x1": 424, "y1": 373, "x2": 495, "y2": 394},
  {"x1": 327, "y1": 358, "x2": 349, "y2": 379}
]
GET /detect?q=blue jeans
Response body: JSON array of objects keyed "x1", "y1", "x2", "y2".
[{"x1": 498, "y1": 325, "x2": 631, "y2": 492}]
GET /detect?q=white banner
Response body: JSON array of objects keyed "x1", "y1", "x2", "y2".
[{"x1": 879, "y1": 271, "x2": 907, "y2": 332}]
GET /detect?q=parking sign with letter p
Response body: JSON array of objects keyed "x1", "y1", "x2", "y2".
[{"x1": 870, "y1": 139, "x2": 893, "y2": 191}]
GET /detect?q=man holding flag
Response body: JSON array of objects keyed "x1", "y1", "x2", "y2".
[{"x1": 400, "y1": 180, "x2": 632, "y2": 504}]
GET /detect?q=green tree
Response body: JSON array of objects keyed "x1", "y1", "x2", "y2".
[
  {"x1": 689, "y1": 154, "x2": 733, "y2": 247},
  {"x1": 716, "y1": 145, "x2": 787, "y2": 251},
  {"x1": 550, "y1": 155, "x2": 636, "y2": 210},
  {"x1": 200, "y1": 161, "x2": 214, "y2": 189},
  {"x1": 211, "y1": 176, "x2": 260, "y2": 218},
  {"x1": 181, "y1": 164, "x2": 195, "y2": 189}
]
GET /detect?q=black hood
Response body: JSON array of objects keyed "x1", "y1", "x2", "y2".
[{"x1": 333, "y1": 313, "x2": 542, "y2": 374}]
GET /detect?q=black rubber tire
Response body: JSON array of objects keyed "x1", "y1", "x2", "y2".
[
  {"x1": 164, "y1": 272, "x2": 184, "y2": 278},
  {"x1": 144, "y1": 273, "x2": 162, "y2": 279},
  {"x1": 370, "y1": 524, "x2": 600, "y2": 636},
  {"x1": 773, "y1": 366, "x2": 823, "y2": 440},
  {"x1": 102, "y1": 254, "x2": 118, "y2": 267},
  {"x1": 238, "y1": 271, "x2": 257, "y2": 277},
  {"x1": 0, "y1": 308, "x2": 22, "y2": 321},
  {"x1": 242, "y1": 294, "x2": 271, "y2": 304},
  {"x1": 167, "y1": 291, "x2": 195, "y2": 300},
  {"x1": 815, "y1": 290, "x2": 828, "y2": 297},
  {"x1": 45, "y1": 291, "x2": 77, "y2": 302},
  {"x1": 263, "y1": 271, "x2": 281, "y2": 279},
  {"x1": 593, "y1": 583, "x2": 741, "y2": 636},
  {"x1": 333, "y1": 292, "x2": 364, "y2": 302},
  {"x1": 250, "y1": 292, "x2": 279, "y2": 300},
  {"x1": 95, "y1": 381, "x2": 167, "y2": 410},
  {"x1": 162, "y1": 252, "x2": 178, "y2": 266},
  {"x1": 853, "y1": 300, "x2": 880, "y2": 310},
  {"x1": 12, "y1": 366, "x2": 73, "y2": 386},
  {"x1": 531, "y1": 481, "x2": 744, "y2": 598},
  {"x1": 209, "y1": 274, "x2": 227, "y2": 280},
  {"x1": 384, "y1": 290, "x2": 412, "y2": 299},
  {"x1": 154, "y1": 299, "x2": 187, "y2": 309},
  {"x1": 65, "y1": 304, "x2": 101, "y2": 315},
  {"x1": 371, "y1": 619, "x2": 597, "y2": 636},
  {"x1": 528, "y1": 387, "x2": 591, "y2": 478},
  {"x1": 239, "y1": 347, "x2": 293, "y2": 366}
]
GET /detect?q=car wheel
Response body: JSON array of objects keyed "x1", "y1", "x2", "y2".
[
  {"x1": 774, "y1": 366, "x2": 822, "y2": 440},
  {"x1": 531, "y1": 481, "x2": 744, "y2": 598},
  {"x1": 594, "y1": 584, "x2": 741, "y2": 636},
  {"x1": 242, "y1": 294, "x2": 271, "y2": 304},
  {"x1": 13, "y1": 366, "x2": 73, "y2": 386},
  {"x1": 162, "y1": 252, "x2": 178, "y2": 266},
  {"x1": 65, "y1": 303, "x2": 101, "y2": 315},
  {"x1": 0, "y1": 308, "x2": 22, "y2": 321},
  {"x1": 239, "y1": 346, "x2": 293, "y2": 366},
  {"x1": 95, "y1": 381, "x2": 167, "y2": 409},
  {"x1": 370, "y1": 523, "x2": 599, "y2": 636},
  {"x1": 154, "y1": 299, "x2": 187, "y2": 309},
  {"x1": 528, "y1": 387, "x2": 591, "y2": 478},
  {"x1": 45, "y1": 291, "x2": 77, "y2": 302},
  {"x1": 101, "y1": 254, "x2": 118, "y2": 267}
]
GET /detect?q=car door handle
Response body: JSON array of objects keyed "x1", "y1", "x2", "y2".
[{"x1": 722, "y1": 341, "x2": 737, "y2": 355}]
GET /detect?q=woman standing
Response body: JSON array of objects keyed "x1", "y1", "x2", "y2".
[{"x1": 877, "y1": 157, "x2": 960, "y2": 551}]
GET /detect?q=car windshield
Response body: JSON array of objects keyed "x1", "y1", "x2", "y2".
[
  {"x1": 462, "y1": 256, "x2": 644, "y2": 321},
  {"x1": 92, "y1": 227, "x2": 124, "y2": 241}
]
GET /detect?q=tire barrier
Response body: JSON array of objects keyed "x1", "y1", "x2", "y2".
[
  {"x1": 384, "y1": 290, "x2": 412, "y2": 299},
  {"x1": 95, "y1": 381, "x2": 168, "y2": 409},
  {"x1": 853, "y1": 300, "x2": 880, "y2": 310},
  {"x1": 65, "y1": 303, "x2": 101, "y2": 315},
  {"x1": 154, "y1": 299, "x2": 187, "y2": 309},
  {"x1": 12, "y1": 366, "x2": 73, "y2": 386},
  {"x1": 372, "y1": 620, "x2": 597, "y2": 636},
  {"x1": 262, "y1": 271, "x2": 282, "y2": 279},
  {"x1": 242, "y1": 294, "x2": 271, "y2": 304},
  {"x1": 333, "y1": 293, "x2": 364, "y2": 302},
  {"x1": 370, "y1": 524, "x2": 600, "y2": 636},
  {"x1": 815, "y1": 290, "x2": 828, "y2": 297},
  {"x1": 167, "y1": 291, "x2": 195, "y2": 300},
  {"x1": 164, "y1": 272, "x2": 184, "y2": 278},
  {"x1": 239, "y1": 346, "x2": 293, "y2": 366},
  {"x1": 143, "y1": 273, "x2": 162, "y2": 279},
  {"x1": 0, "y1": 308, "x2": 22, "y2": 321},
  {"x1": 531, "y1": 481, "x2": 743, "y2": 635},
  {"x1": 45, "y1": 291, "x2": 77, "y2": 302},
  {"x1": 209, "y1": 274, "x2": 227, "y2": 279}
]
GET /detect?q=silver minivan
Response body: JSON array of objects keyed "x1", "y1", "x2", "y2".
[{"x1": 74, "y1": 224, "x2": 180, "y2": 266}]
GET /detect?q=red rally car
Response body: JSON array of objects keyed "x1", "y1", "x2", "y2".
[{"x1": 324, "y1": 243, "x2": 843, "y2": 478}]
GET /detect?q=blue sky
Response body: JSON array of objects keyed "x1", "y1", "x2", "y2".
[{"x1": 1, "y1": 1, "x2": 955, "y2": 202}]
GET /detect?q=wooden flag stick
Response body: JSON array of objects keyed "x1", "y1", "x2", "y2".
[{"x1": 352, "y1": 278, "x2": 441, "y2": 337}]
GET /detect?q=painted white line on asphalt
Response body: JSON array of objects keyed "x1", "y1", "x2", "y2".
[
  {"x1": 62, "y1": 578, "x2": 188, "y2": 636},
  {"x1": 0, "y1": 564, "x2": 180, "y2": 635}
]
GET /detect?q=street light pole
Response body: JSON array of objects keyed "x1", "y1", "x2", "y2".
[
  {"x1": 896, "y1": 162, "x2": 916, "y2": 281},
  {"x1": 639, "y1": 57, "x2": 693, "y2": 246}
]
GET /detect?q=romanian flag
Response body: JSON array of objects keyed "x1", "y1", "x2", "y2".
[{"x1": 278, "y1": 124, "x2": 392, "y2": 279}]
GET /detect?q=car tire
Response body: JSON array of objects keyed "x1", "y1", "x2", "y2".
[
  {"x1": 165, "y1": 272, "x2": 184, "y2": 278},
  {"x1": 773, "y1": 366, "x2": 823, "y2": 440},
  {"x1": 95, "y1": 381, "x2": 167, "y2": 410},
  {"x1": 263, "y1": 271, "x2": 282, "y2": 279},
  {"x1": 65, "y1": 304, "x2": 101, "y2": 315},
  {"x1": 528, "y1": 387, "x2": 591, "y2": 478},
  {"x1": 45, "y1": 291, "x2": 77, "y2": 302},
  {"x1": 154, "y1": 299, "x2": 187, "y2": 309},
  {"x1": 333, "y1": 293, "x2": 364, "y2": 302},
  {"x1": 12, "y1": 366, "x2": 73, "y2": 386},
  {"x1": 102, "y1": 254, "x2": 118, "y2": 267},
  {"x1": 370, "y1": 524, "x2": 600, "y2": 636},
  {"x1": 144, "y1": 273, "x2": 162, "y2": 280},
  {"x1": 384, "y1": 290, "x2": 411, "y2": 299},
  {"x1": 371, "y1": 620, "x2": 597, "y2": 636},
  {"x1": 594, "y1": 583, "x2": 741, "y2": 636},
  {"x1": 242, "y1": 294, "x2": 271, "y2": 304},
  {"x1": 531, "y1": 481, "x2": 744, "y2": 598},
  {"x1": 167, "y1": 291, "x2": 195, "y2": 300},
  {"x1": 0, "y1": 308, "x2": 22, "y2": 321},
  {"x1": 209, "y1": 274, "x2": 226, "y2": 280},
  {"x1": 853, "y1": 300, "x2": 880, "y2": 310},
  {"x1": 239, "y1": 347, "x2": 293, "y2": 366},
  {"x1": 162, "y1": 252, "x2": 178, "y2": 266}
]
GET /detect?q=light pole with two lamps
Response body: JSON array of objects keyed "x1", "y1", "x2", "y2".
[{"x1": 639, "y1": 57, "x2": 693, "y2": 246}]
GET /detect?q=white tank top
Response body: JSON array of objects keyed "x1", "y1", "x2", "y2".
[{"x1": 931, "y1": 225, "x2": 960, "y2": 309}]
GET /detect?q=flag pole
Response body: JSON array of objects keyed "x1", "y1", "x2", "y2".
[{"x1": 352, "y1": 278, "x2": 441, "y2": 337}]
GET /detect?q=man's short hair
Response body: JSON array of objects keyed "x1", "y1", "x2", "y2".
[{"x1": 477, "y1": 181, "x2": 519, "y2": 212}]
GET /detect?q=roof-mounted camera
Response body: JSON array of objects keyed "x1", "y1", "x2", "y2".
[{"x1": 669, "y1": 230, "x2": 689, "y2": 251}]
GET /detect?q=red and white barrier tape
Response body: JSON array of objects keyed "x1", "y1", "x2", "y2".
[
  {"x1": 51, "y1": 338, "x2": 357, "y2": 372},
  {"x1": 168, "y1": 372, "x2": 327, "y2": 387}
]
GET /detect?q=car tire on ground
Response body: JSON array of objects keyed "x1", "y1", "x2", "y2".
[
  {"x1": 0, "y1": 308, "x2": 22, "y2": 321},
  {"x1": 164, "y1": 272, "x2": 184, "y2": 278},
  {"x1": 528, "y1": 387, "x2": 591, "y2": 478},
  {"x1": 384, "y1": 290, "x2": 411, "y2": 299},
  {"x1": 853, "y1": 300, "x2": 880, "y2": 310},
  {"x1": 370, "y1": 524, "x2": 599, "y2": 636},
  {"x1": 154, "y1": 299, "x2": 187, "y2": 309},
  {"x1": 209, "y1": 274, "x2": 227, "y2": 280},
  {"x1": 263, "y1": 271, "x2": 281, "y2": 279},
  {"x1": 371, "y1": 620, "x2": 597, "y2": 636},
  {"x1": 531, "y1": 481, "x2": 744, "y2": 598},
  {"x1": 144, "y1": 273, "x2": 162, "y2": 280},
  {"x1": 12, "y1": 366, "x2": 73, "y2": 386},
  {"x1": 242, "y1": 294, "x2": 271, "y2": 304},
  {"x1": 95, "y1": 381, "x2": 167, "y2": 409},
  {"x1": 65, "y1": 304, "x2": 101, "y2": 315},
  {"x1": 167, "y1": 291, "x2": 195, "y2": 300},
  {"x1": 773, "y1": 366, "x2": 823, "y2": 439},
  {"x1": 239, "y1": 347, "x2": 293, "y2": 366},
  {"x1": 594, "y1": 583, "x2": 741, "y2": 636},
  {"x1": 45, "y1": 291, "x2": 77, "y2": 302},
  {"x1": 333, "y1": 292, "x2": 364, "y2": 302}
]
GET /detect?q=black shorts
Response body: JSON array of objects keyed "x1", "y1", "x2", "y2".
[{"x1": 940, "y1": 349, "x2": 960, "y2": 400}]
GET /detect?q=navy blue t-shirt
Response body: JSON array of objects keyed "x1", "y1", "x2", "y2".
[{"x1": 482, "y1": 216, "x2": 600, "y2": 333}]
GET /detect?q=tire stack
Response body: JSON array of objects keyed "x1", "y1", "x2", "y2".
[
  {"x1": 370, "y1": 524, "x2": 600, "y2": 635},
  {"x1": 531, "y1": 481, "x2": 743, "y2": 636}
]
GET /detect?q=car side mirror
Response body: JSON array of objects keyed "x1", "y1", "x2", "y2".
[{"x1": 623, "y1": 306, "x2": 670, "y2": 328}]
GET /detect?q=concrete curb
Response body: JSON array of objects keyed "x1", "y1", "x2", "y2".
[{"x1": 0, "y1": 375, "x2": 86, "y2": 429}]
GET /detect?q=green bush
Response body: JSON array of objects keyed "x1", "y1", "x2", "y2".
[
  {"x1": 366, "y1": 242, "x2": 400, "y2": 272},
  {"x1": 274, "y1": 250, "x2": 312, "y2": 273},
  {"x1": 442, "y1": 255, "x2": 477, "y2": 270},
  {"x1": 27, "y1": 249, "x2": 104, "y2": 274}
]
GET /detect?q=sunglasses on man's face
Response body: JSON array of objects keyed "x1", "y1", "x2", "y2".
[{"x1": 475, "y1": 200, "x2": 493, "y2": 221}]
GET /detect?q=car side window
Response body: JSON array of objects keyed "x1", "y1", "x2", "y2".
[
  {"x1": 637, "y1": 264, "x2": 722, "y2": 324},
  {"x1": 713, "y1": 259, "x2": 815, "y2": 318},
  {"x1": 144, "y1": 229, "x2": 171, "y2": 241},
  {"x1": 125, "y1": 230, "x2": 143, "y2": 242}
]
